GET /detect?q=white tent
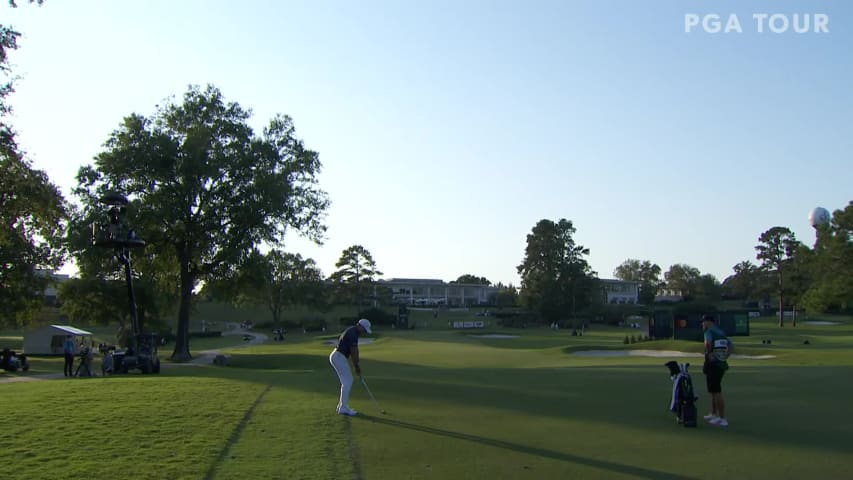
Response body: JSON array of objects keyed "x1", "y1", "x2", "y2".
[{"x1": 22, "y1": 325, "x2": 93, "y2": 355}]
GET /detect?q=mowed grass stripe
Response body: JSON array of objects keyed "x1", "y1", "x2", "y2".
[
  {"x1": 204, "y1": 384, "x2": 273, "y2": 480},
  {"x1": 209, "y1": 387, "x2": 355, "y2": 480},
  {"x1": 344, "y1": 363, "x2": 853, "y2": 479},
  {"x1": 0, "y1": 377, "x2": 268, "y2": 480}
]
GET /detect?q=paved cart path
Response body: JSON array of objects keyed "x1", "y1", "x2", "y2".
[{"x1": 0, "y1": 323, "x2": 267, "y2": 384}]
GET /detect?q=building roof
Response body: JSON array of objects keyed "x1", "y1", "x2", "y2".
[
  {"x1": 48, "y1": 325, "x2": 93, "y2": 335},
  {"x1": 381, "y1": 278, "x2": 446, "y2": 285},
  {"x1": 599, "y1": 278, "x2": 641, "y2": 285}
]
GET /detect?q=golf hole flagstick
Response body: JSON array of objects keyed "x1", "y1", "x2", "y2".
[{"x1": 360, "y1": 376, "x2": 387, "y2": 414}]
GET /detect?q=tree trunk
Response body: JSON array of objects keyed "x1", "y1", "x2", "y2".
[
  {"x1": 171, "y1": 249, "x2": 194, "y2": 361},
  {"x1": 272, "y1": 304, "x2": 280, "y2": 326},
  {"x1": 778, "y1": 272, "x2": 784, "y2": 327}
]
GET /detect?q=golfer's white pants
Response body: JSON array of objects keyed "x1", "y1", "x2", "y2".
[{"x1": 329, "y1": 350, "x2": 352, "y2": 408}]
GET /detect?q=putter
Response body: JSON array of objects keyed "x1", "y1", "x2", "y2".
[{"x1": 360, "y1": 376, "x2": 386, "y2": 414}]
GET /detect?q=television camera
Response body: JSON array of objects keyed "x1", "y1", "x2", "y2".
[{"x1": 92, "y1": 192, "x2": 161, "y2": 374}]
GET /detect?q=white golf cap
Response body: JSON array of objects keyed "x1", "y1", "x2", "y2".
[{"x1": 357, "y1": 318, "x2": 372, "y2": 334}]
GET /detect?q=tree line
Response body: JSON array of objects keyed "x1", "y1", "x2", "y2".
[{"x1": 519, "y1": 212, "x2": 853, "y2": 327}]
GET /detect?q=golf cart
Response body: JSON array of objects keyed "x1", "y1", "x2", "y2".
[
  {"x1": 92, "y1": 192, "x2": 161, "y2": 375},
  {"x1": 112, "y1": 333, "x2": 161, "y2": 374},
  {"x1": 1, "y1": 348, "x2": 29, "y2": 372}
]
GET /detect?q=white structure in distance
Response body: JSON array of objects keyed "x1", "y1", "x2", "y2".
[{"x1": 808, "y1": 207, "x2": 831, "y2": 228}]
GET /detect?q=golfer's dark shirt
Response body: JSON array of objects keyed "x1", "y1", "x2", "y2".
[{"x1": 336, "y1": 326, "x2": 360, "y2": 358}]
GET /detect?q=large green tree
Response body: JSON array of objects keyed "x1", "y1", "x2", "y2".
[
  {"x1": 57, "y1": 277, "x2": 168, "y2": 346},
  {"x1": 330, "y1": 245, "x2": 382, "y2": 310},
  {"x1": 495, "y1": 285, "x2": 519, "y2": 308},
  {"x1": 663, "y1": 263, "x2": 701, "y2": 300},
  {"x1": 721, "y1": 260, "x2": 763, "y2": 300},
  {"x1": 517, "y1": 219, "x2": 598, "y2": 321},
  {"x1": 613, "y1": 259, "x2": 662, "y2": 304},
  {"x1": 1, "y1": 0, "x2": 67, "y2": 327},
  {"x1": 801, "y1": 202, "x2": 853, "y2": 313},
  {"x1": 694, "y1": 273, "x2": 722, "y2": 302},
  {"x1": 232, "y1": 249, "x2": 325, "y2": 326},
  {"x1": 72, "y1": 85, "x2": 329, "y2": 360},
  {"x1": 755, "y1": 226, "x2": 801, "y2": 327}
]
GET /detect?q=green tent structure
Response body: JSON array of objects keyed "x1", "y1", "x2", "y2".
[{"x1": 649, "y1": 311, "x2": 750, "y2": 341}]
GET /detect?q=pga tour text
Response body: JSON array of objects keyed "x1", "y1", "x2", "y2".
[{"x1": 685, "y1": 13, "x2": 829, "y2": 34}]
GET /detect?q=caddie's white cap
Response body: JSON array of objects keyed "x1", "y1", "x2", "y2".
[{"x1": 357, "y1": 318, "x2": 372, "y2": 334}]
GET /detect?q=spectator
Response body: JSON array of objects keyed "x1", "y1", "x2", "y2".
[{"x1": 63, "y1": 335, "x2": 76, "y2": 377}]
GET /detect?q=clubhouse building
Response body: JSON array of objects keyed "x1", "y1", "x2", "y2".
[
  {"x1": 377, "y1": 278, "x2": 500, "y2": 307},
  {"x1": 378, "y1": 277, "x2": 641, "y2": 306},
  {"x1": 600, "y1": 278, "x2": 641, "y2": 304}
]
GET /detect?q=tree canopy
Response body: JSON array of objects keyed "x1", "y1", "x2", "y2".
[
  {"x1": 451, "y1": 274, "x2": 491, "y2": 285},
  {"x1": 1, "y1": 0, "x2": 67, "y2": 327},
  {"x1": 231, "y1": 249, "x2": 326, "y2": 326},
  {"x1": 517, "y1": 219, "x2": 598, "y2": 321},
  {"x1": 71, "y1": 85, "x2": 329, "y2": 360},
  {"x1": 663, "y1": 264, "x2": 701, "y2": 299},
  {"x1": 798, "y1": 202, "x2": 853, "y2": 314},
  {"x1": 755, "y1": 226, "x2": 800, "y2": 326},
  {"x1": 330, "y1": 245, "x2": 382, "y2": 308},
  {"x1": 613, "y1": 259, "x2": 662, "y2": 304},
  {"x1": 721, "y1": 260, "x2": 765, "y2": 300}
]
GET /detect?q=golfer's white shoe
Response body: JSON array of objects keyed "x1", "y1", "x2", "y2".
[
  {"x1": 703, "y1": 413, "x2": 718, "y2": 422},
  {"x1": 338, "y1": 406, "x2": 358, "y2": 416},
  {"x1": 709, "y1": 417, "x2": 729, "y2": 427}
]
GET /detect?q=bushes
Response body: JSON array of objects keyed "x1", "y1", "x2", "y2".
[
  {"x1": 587, "y1": 304, "x2": 650, "y2": 325},
  {"x1": 672, "y1": 303, "x2": 718, "y2": 315},
  {"x1": 496, "y1": 312, "x2": 539, "y2": 328},
  {"x1": 339, "y1": 307, "x2": 397, "y2": 328},
  {"x1": 301, "y1": 315, "x2": 328, "y2": 331}
]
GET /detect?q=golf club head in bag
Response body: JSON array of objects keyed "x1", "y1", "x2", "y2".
[{"x1": 665, "y1": 361, "x2": 697, "y2": 428}]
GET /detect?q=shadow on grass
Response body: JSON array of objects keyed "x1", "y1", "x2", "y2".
[
  {"x1": 204, "y1": 385, "x2": 273, "y2": 480},
  {"x1": 355, "y1": 414, "x2": 695, "y2": 480},
  {"x1": 170, "y1": 353, "x2": 853, "y2": 457}
]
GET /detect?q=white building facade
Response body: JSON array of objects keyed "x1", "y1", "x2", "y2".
[
  {"x1": 377, "y1": 278, "x2": 500, "y2": 307},
  {"x1": 600, "y1": 279, "x2": 641, "y2": 304}
]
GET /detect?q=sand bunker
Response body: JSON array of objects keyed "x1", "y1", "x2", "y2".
[
  {"x1": 469, "y1": 334, "x2": 519, "y2": 339},
  {"x1": 803, "y1": 321, "x2": 841, "y2": 326},
  {"x1": 574, "y1": 350, "x2": 775, "y2": 360}
]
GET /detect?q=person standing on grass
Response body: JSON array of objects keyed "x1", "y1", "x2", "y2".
[
  {"x1": 329, "y1": 318, "x2": 372, "y2": 416},
  {"x1": 63, "y1": 335, "x2": 76, "y2": 377},
  {"x1": 702, "y1": 314, "x2": 731, "y2": 427}
]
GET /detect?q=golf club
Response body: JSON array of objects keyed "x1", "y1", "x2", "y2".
[{"x1": 360, "y1": 376, "x2": 386, "y2": 414}]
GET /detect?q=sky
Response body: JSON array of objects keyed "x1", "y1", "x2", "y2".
[{"x1": 4, "y1": 0, "x2": 852, "y2": 286}]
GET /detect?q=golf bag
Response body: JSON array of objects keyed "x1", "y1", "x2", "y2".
[{"x1": 665, "y1": 361, "x2": 697, "y2": 428}]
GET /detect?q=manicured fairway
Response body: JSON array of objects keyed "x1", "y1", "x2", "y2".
[{"x1": 2, "y1": 318, "x2": 852, "y2": 479}]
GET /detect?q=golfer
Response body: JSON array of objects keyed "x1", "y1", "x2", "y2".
[
  {"x1": 701, "y1": 314, "x2": 731, "y2": 427},
  {"x1": 329, "y1": 318, "x2": 372, "y2": 416}
]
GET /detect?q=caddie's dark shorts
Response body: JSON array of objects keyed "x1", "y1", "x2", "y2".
[{"x1": 705, "y1": 364, "x2": 725, "y2": 393}]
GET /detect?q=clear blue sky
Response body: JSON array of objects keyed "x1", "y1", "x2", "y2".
[{"x1": 5, "y1": 0, "x2": 852, "y2": 285}]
